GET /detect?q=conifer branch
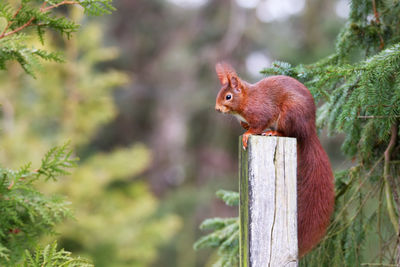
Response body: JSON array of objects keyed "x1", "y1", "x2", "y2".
[
  {"x1": 372, "y1": 0, "x2": 381, "y2": 24},
  {"x1": 372, "y1": 0, "x2": 385, "y2": 50},
  {"x1": 0, "y1": 0, "x2": 114, "y2": 76},
  {"x1": 0, "y1": 143, "x2": 78, "y2": 263},
  {"x1": 0, "y1": 1, "x2": 79, "y2": 40},
  {"x1": 41, "y1": 1, "x2": 79, "y2": 13},
  {"x1": 0, "y1": 17, "x2": 35, "y2": 39},
  {"x1": 0, "y1": 5, "x2": 22, "y2": 37}
]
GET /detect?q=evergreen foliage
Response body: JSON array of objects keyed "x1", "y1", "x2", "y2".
[
  {"x1": 23, "y1": 242, "x2": 93, "y2": 267},
  {"x1": 0, "y1": 0, "x2": 114, "y2": 76},
  {"x1": 196, "y1": 0, "x2": 400, "y2": 265},
  {"x1": 194, "y1": 190, "x2": 239, "y2": 267},
  {"x1": 0, "y1": 143, "x2": 85, "y2": 265},
  {"x1": 215, "y1": 189, "x2": 239, "y2": 207}
]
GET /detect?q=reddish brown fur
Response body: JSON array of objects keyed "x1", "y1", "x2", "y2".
[{"x1": 215, "y1": 63, "x2": 335, "y2": 257}]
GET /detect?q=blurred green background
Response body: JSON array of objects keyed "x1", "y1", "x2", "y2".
[{"x1": 0, "y1": 0, "x2": 350, "y2": 266}]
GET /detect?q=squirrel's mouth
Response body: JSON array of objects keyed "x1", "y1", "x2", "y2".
[{"x1": 215, "y1": 104, "x2": 230, "y2": 114}]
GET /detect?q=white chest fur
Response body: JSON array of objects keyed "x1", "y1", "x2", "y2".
[{"x1": 233, "y1": 113, "x2": 248, "y2": 123}]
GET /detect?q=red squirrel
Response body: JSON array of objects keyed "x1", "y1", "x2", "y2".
[{"x1": 214, "y1": 62, "x2": 334, "y2": 257}]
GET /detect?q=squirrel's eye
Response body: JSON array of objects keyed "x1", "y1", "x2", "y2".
[{"x1": 225, "y1": 94, "x2": 232, "y2": 100}]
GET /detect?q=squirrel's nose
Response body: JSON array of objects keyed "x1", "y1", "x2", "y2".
[{"x1": 215, "y1": 106, "x2": 222, "y2": 113}]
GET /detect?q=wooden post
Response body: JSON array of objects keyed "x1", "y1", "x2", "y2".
[{"x1": 239, "y1": 136, "x2": 298, "y2": 267}]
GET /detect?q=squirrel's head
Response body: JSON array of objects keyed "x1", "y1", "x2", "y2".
[{"x1": 215, "y1": 62, "x2": 245, "y2": 114}]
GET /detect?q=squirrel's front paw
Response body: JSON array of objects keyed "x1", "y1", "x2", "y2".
[{"x1": 242, "y1": 133, "x2": 251, "y2": 150}]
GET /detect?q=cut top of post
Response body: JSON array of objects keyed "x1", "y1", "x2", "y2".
[{"x1": 240, "y1": 136, "x2": 298, "y2": 267}]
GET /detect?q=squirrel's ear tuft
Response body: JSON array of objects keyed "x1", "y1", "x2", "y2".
[
  {"x1": 215, "y1": 62, "x2": 237, "y2": 85},
  {"x1": 215, "y1": 62, "x2": 228, "y2": 85}
]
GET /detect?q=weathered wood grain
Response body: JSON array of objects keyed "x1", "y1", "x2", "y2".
[{"x1": 239, "y1": 136, "x2": 298, "y2": 267}]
